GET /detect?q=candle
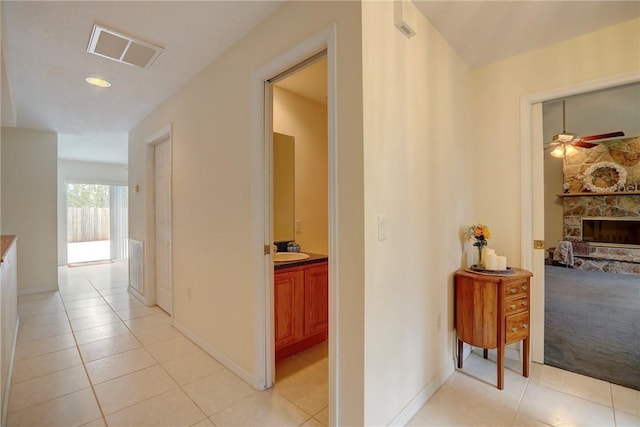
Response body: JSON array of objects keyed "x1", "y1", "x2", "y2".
[
  {"x1": 497, "y1": 256, "x2": 507, "y2": 271},
  {"x1": 485, "y1": 253, "x2": 498, "y2": 270},
  {"x1": 482, "y1": 248, "x2": 495, "y2": 262}
]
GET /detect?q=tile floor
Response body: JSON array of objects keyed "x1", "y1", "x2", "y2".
[{"x1": 6, "y1": 260, "x2": 640, "y2": 426}]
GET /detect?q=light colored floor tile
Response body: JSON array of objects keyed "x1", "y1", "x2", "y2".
[
  {"x1": 94, "y1": 365, "x2": 178, "y2": 415},
  {"x1": 210, "y1": 390, "x2": 310, "y2": 427},
  {"x1": 60, "y1": 290, "x2": 102, "y2": 302},
  {"x1": 302, "y1": 417, "x2": 325, "y2": 427},
  {"x1": 274, "y1": 361, "x2": 328, "y2": 415},
  {"x1": 63, "y1": 297, "x2": 109, "y2": 311},
  {"x1": 183, "y1": 369, "x2": 256, "y2": 416},
  {"x1": 79, "y1": 332, "x2": 142, "y2": 363},
  {"x1": 17, "y1": 321, "x2": 72, "y2": 343},
  {"x1": 531, "y1": 363, "x2": 613, "y2": 407},
  {"x1": 81, "y1": 417, "x2": 107, "y2": 427},
  {"x1": 105, "y1": 388, "x2": 206, "y2": 427},
  {"x1": 616, "y1": 410, "x2": 640, "y2": 427},
  {"x1": 13, "y1": 332, "x2": 76, "y2": 361},
  {"x1": 161, "y1": 350, "x2": 224, "y2": 386},
  {"x1": 145, "y1": 335, "x2": 200, "y2": 363},
  {"x1": 73, "y1": 321, "x2": 130, "y2": 345},
  {"x1": 18, "y1": 299, "x2": 66, "y2": 316},
  {"x1": 7, "y1": 388, "x2": 102, "y2": 427},
  {"x1": 412, "y1": 383, "x2": 517, "y2": 426},
  {"x1": 85, "y1": 347, "x2": 157, "y2": 384},
  {"x1": 66, "y1": 304, "x2": 116, "y2": 320},
  {"x1": 518, "y1": 382, "x2": 615, "y2": 427},
  {"x1": 124, "y1": 312, "x2": 171, "y2": 332},
  {"x1": 106, "y1": 298, "x2": 144, "y2": 312},
  {"x1": 18, "y1": 291, "x2": 60, "y2": 302},
  {"x1": 613, "y1": 384, "x2": 640, "y2": 417},
  {"x1": 115, "y1": 305, "x2": 163, "y2": 321},
  {"x1": 102, "y1": 292, "x2": 136, "y2": 305},
  {"x1": 11, "y1": 347, "x2": 82, "y2": 384},
  {"x1": 8, "y1": 365, "x2": 90, "y2": 413},
  {"x1": 131, "y1": 323, "x2": 182, "y2": 345},
  {"x1": 510, "y1": 412, "x2": 555, "y2": 427},
  {"x1": 192, "y1": 419, "x2": 215, "y2": 427},
  {"x1": 70, "y1": 312, "x2": 122, "y2": 331},
  {"x1": 95, "y1": 288, "x2": 129, "y2": 298},
  {"x1": 18, "y1": 311, "x2": 69, "y2": 328},
  {"x1": 450, "y1": 354, "x2": 529, "y2": 410},
  {"x1": 314, "y1": 406, "x2": 329, "y2": 426}
]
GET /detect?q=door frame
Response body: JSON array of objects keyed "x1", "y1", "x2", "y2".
[
  {"x1": 145, "y1": 124, "x2": 174, "y2": 314},
  {"x1": 520, "y1": 71, "x2": 639, "y2": 363},
  {"x1": 250, "y1": 23, "x2": 338, "y2": 414}
]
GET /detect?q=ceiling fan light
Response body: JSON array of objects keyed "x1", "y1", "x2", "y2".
[
  {"x1": 550, "y1": 145, "x2": 566, "y2": 158},
  {"x1": 564, "y1": 144, "x2": 578, "y2": 156}
]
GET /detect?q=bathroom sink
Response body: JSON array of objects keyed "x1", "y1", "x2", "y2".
[{"x1": 274, "y1": 252, "x2": 310, "y2": 262}]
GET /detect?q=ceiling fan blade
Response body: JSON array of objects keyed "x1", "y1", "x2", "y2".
[
  {"x1": 573, "y1": 141, "x2": 598, "y2": 149},
  {"x1": 578, "y1": 131, "x2": 625, "y2": 142}
]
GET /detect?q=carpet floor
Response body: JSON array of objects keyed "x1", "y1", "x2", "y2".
[{"x1": 544, "y1": 265, "x2": 640, "y2": 390}]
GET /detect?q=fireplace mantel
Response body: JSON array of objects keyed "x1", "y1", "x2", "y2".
[{"x1": 557, "y1": 191, "x2": 640, "y2": 198}]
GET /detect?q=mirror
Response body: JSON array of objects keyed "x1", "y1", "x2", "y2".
[{"x1": 273, "y1": 132, "x2": 295, "y2": 242}]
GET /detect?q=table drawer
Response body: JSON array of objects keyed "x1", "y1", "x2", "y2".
[
  {"x1": 506, "y1": 312, "x2": 529, "y2": 344},
  {"x1": 505, "y1": 296, "x2": 529, "y2": 315},
  {"x1": 505, "y1": 280, "x2": 529, "y2": 298}
]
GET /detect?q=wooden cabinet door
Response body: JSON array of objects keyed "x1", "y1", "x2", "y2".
[
  {"x1": 274, "y1": 269, "x2": 304, "y2": 350},
  {"x1": 304, "y1": 263, "x2": 328, "y2": 336}
]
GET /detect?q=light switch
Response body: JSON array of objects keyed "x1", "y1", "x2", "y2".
[
  {"x1": 295, "y1": 220, "x2": 302, "y2": 233},
  {"x1": 378, "y1": 216, "x2": 388, "y2": 241}
]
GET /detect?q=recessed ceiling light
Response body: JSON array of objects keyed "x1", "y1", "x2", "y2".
[{"x1": 85, "y1": 77, "x2": 111, "y2": 88}]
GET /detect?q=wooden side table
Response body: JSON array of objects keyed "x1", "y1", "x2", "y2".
[{"x1": 454, "y1": 268, "x2": 533, "y2": 390}]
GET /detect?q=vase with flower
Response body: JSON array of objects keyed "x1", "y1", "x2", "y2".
[{"x1": 464, "y1": 224, "x2": 491, "y2": 268}]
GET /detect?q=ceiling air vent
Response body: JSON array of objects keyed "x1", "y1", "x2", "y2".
[{"x1": 87, "y1": 25, "x2": 163, "y2": 70}]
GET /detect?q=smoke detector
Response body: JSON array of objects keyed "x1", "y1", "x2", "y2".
[{"x1": 87, "y1": 25, "x2": 163, "y2": 70}]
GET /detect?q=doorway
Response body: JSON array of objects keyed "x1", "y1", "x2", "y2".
[
  {"x1": 269, "y1": 53, "x2": 330, "y2": 421},
  {"x1": 521, "y1": 70, "x2": 639, "y2": 364},
  {"x1": 66, "y1": 182, "x2": 128, "y2": 265}
]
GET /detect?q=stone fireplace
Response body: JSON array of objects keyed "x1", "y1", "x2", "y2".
[{"x1": 559, "y1": 137, "x2": 640, "y2": 275}]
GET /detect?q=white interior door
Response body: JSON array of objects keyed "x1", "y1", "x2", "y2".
[{"x1": 155, "y1": 139, "x2": 172, "y2": 314}]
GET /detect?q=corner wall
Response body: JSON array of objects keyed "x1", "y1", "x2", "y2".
[
  {"x1": 1, "y1": 127, "x2": 58, "y2": 294},
  {"x1": 361, "y1": 2, "x2": 473, "y2": 424}
]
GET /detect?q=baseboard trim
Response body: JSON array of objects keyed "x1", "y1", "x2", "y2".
[
  {"x1": 171, "y1": 319, "x2": 256, "y2": 389},
  {"x1": 2, "y1": 317, "x2": 19, "y2": 427},
  {"x1": 388, "y1": 359, "x2": 455, "y2": 426},
  {"x1": 128, "y1": 286, "x2": 153, "y2": 307},
  {"x1": 18, "y1": 285, "x2": 58, "y2": 296}
]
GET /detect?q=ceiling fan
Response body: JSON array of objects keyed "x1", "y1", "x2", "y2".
[{"x1": 544, "y1": 100, "x2": 625, "y2": 158}]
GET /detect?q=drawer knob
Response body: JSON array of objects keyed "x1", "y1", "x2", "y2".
[
  {"x1": 510, "y1": 304, "x2": 516, "y2": 310},
  {"x1": 511, "y1": 327, "x2": 517, "y2": 332},
  {"x1": 523, "y1": 324, "x2": 529, "y2": 329},
  {"x1": 521, "y1": 301, "x2": 528, "y2": 306},
  {"x1": 510, "y1": 288, "x2": 517, "y2": 294},
  {"x1": 522, "y1": 285, "x2": 528, "y2": 291}
]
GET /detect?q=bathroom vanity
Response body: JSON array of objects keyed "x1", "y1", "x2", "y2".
[{"x1": 274, "y1": 254, "x2": 328, "y2": 361}]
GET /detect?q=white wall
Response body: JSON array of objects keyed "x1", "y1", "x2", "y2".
[
  {"x1": 57, "y1": 160, "x2": 128, "y2": 265},
  {"x1": 129, "y1": 2, "x2": 365, "y2": 424},
  {"x1": 1, "y1": 127, "x2": 58, "y2": 294},
  {"x1": 273, "y1": 86, "x2": 328, "y2": 255},
  {"x1": 361, "y1": 2, "x2": 473, "y2": 424}
]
